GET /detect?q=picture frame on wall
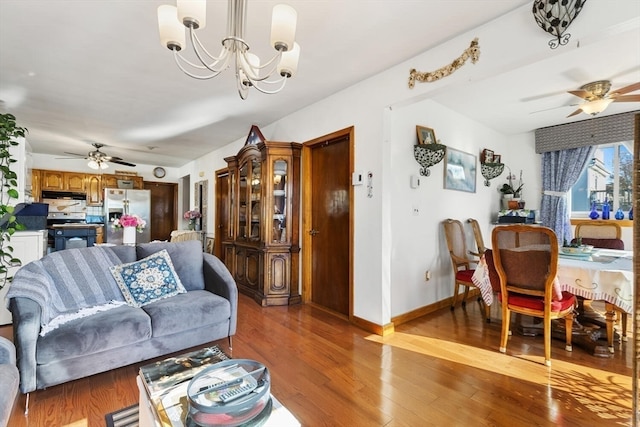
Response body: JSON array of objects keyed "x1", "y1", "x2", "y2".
[
  {"x1": 444, "y1": 147, "x2": 476, "y2": 193},
  {"x1": 205, "y1": 237, "x2": 215, "y2": 255},
  {"x1": 481, "y1": 148, "x2": 494, "y2": 164},
  {"x1": 416, "y1": 125, "x2": 436, "y2": 144}
]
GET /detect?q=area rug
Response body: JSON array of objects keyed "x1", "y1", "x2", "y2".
[{"x1": 105, "y1": 404, "x2": 139, "y2": 427}]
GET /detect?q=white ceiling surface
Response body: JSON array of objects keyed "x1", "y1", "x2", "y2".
[{"x1": 0, "y1": 1, "x2": 639, "y2": 168}]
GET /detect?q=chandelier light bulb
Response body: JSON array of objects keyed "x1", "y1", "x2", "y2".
[
  {"x1": 88, "y1": 160, "x2": 99, "y2": 170},
  {"x1": 157, "y1": 0, "x2": 300, "y2": 99}
]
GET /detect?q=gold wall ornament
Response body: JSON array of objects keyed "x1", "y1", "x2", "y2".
[{"x1": 408, "y1": 38, "x2": 480, "y2": 89}]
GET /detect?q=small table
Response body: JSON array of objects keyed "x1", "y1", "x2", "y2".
[
  {"x1": 556, "y1": 249, "x2": 633, "y2": 352},
  {"x1": 137, "y1": 346, "x2": 300, "y2": 427}
]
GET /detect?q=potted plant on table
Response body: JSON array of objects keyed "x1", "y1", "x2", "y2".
[
  {"x1": 499, "y1": 169, "x2": 524, "y2": 210},
  {"x1": 184, "y1": 209, "x2": 202, "y2": 231},
  {"x1": 112, "y1": 214, "x2": 146, "y2": 245},
  {"x1": 0, "y1": 113, "x2": 27, "y2": 289}
]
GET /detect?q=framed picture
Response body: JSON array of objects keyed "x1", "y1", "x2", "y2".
[
  {"x1": 416, "y1": 126, "x2": 436, "y2": 144},
  {"x1": 244, "y1": 125, "x2": 265, "y2": 146},
  {"x1": 205, "y1": 237, "x2": 215, "y2": 255},
  {"x1": 481, "y1": 148, "x2": 494, "y2": 164},
  {"x1": 493, "y1": 154, "x2": 501, "y2": 164},
  {"x1": 444, "y1": 147, "x2": 476, "y2": 193}
]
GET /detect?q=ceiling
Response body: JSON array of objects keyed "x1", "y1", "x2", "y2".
[{"x1": 1, "y1": 1, "x2": 639, "y2": 169}]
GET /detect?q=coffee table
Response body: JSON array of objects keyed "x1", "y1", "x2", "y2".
[{"x1": 136, "y1": 347, "x2": 300, "y2": 427}]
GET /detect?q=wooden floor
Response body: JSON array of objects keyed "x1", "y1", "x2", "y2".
[{"x1": 1, "y1": 293, "x2": 632, "y2": 427}]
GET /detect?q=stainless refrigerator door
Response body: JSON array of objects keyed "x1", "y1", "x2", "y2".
[{"x1": 104, "y1": 189, "x2": 151, "y2": 244}]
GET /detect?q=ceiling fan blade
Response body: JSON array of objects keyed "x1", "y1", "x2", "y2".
[
  {"x1": 611, "y1": 82, "x2": 640, "y2": 96},
  {"x1": 108, "y1": 159, "x2": 137, "y2": 167},
  {"x1": 568, "y1": 89, "x2": 590, "y2": 99},
  {"x1": 611, "y1": 94, "x2": 640, "y2": 102},
  {"x1": 567, "y1": 108, "x2": 584, "y2": 117},
  {"x1": 63, "y1": 152, "x2": 88, "y2": 158}
]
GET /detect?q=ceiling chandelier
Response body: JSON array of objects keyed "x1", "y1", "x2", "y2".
[{"x1": 157, "y1": 0, "x2": 301, "y2": 99}]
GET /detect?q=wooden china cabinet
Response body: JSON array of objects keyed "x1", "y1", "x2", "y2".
[{"x1": 223, "y1": 127, "x2": 301, "y2": 306}]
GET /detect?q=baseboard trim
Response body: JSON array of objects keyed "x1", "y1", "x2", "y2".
[
  {"x1": 351, "y1": 315, "x2": 395, "y2": 336},
  {"x1": 392, "y1": 289, "x2": 481, "y2": 327}
]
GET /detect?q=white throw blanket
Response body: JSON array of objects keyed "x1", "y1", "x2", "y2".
[{"x1": 6, "y1": 246, "x2": 128, "y2": 334}]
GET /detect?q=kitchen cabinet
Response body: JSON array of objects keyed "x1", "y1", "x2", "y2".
[
  {"x1": 0, "y1": 230, "x2": 47, "y2": 325},
  {"x1": 41, "y1": 170, "x2": 65, "y2": 190},
  {"x1": 102, "y1": 174, "x2": 144, "y2": 190},
  {"x1": 86, "y1": 174, "x2": 102, "y2": 205},
  {"x1": 64, "y1": 172, "x2": 86, "y2": 192},
  {"x1": 223, "y1": 139, "x2": 301, "y2": 306}
]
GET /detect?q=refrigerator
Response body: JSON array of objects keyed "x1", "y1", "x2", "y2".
[{"x1": 103, "y1": 188, "x2": 151, "y2": 245}]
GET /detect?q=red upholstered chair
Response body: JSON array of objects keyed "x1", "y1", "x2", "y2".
[
  {"x1": 442, "y1": 219, "x2": 490, "y2": 321},
  {"x1": 491, "y1": 224, "x2": 576, "y2": 367}
]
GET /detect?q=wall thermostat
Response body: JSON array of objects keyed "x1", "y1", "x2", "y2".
[{"x1": 352, "y1": 171, "x2": 364, "y2": 186}]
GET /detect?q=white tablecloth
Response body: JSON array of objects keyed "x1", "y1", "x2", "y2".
[{"x1": 556, "y1": 249, "x2": 633, "y2": 314}]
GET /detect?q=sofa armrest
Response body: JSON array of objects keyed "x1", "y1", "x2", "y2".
[
  {"x1": 202, "y1": 253, "x2": 238, "y2": 336},
  {"x1": 8, "y1": 297, "x2": 41, "y2": 394},
  {"x1": 0, "y1": 337, "x2": 15, "y2": 366}
]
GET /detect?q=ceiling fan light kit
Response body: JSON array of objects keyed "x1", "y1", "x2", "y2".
[
  {"x1": 157, "y1": 0, "x2": 301, "y2": 99},
  {"x1": 566, "y1": 80, "x2": 640, "y2": 117},
  {"x1": 63, "y1": 143, "x2": 137, "y2": 169}
]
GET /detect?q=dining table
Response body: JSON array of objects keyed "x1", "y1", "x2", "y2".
[{"x1": 472, "y1": 248, "x2": 633, "y2": 354}]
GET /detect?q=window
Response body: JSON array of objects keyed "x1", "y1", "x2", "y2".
[{"x1": 571, "y1": 142, "x2": 633, "y2": 216}]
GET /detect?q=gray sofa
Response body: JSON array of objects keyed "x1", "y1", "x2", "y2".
[
  {"x1": 0, "y1": 336, "x2": 19, "y2": 427},
  {"x1": 6, "y1": 240, "x2": 237, "y2": 396}
]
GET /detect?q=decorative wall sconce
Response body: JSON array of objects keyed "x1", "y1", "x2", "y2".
[
  {"x1": 414, "y1": 143, "x2": 446, "y2": 177},
  {"x1": 532, "y1": 0, "x2": 586, "y2": 49},
  {"x1": 480, "y1": 148, "x2": 504, "y2": 186},
  {"x1": 414, "y1": 126, "x2": 446, "y2": 176}
]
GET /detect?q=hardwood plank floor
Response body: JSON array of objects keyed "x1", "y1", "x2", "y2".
[{"x1": 1, "y1": 293, "x2": 632, "y2": 426}]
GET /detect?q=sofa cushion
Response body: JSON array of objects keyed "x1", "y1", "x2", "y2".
[
  {"x1": 136, "y1": 240, "x2": 205, "y2": 291},
  {"x1": 36, "y1": 305, "x2": 151, "y2": 364},
  {"x1": 111, "y1": 250, "x2": 186, "y2": 307},
  {"x1": 142, "y1": 290, "x2": 231, "y2": 338}
]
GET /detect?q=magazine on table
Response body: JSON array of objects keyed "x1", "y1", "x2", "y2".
[{"x1": 139, "y1": 346, "x2": 229, "y2": 399}]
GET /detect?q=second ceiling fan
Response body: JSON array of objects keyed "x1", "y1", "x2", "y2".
[
  {"x1": 64, "y1": 143, "x2": 136, "y2": 169},
  {"x1": 567, "y1": 80, "x2": 640, "y2": 117}
]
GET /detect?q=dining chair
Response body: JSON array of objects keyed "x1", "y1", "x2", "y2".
[
  {"x1": 467, "y1": 218, "x2": 487, "y2": 258},
  {"x1": 491, "y1": 224, "x2": 576, "y2": 367},
  {"x1": 572, "y1": 220, "x2": 624, "y2": 249},
  {"x1": 170, "y1": 230, "x2": 202, "y2": 243},
  {"x1": 442, "y1": 219, "x2": 490, "y2": 321}
]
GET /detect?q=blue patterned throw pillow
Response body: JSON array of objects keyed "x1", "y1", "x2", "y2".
[{"x1": 110, "y1": 249, "x2": 186, "y2": 307}]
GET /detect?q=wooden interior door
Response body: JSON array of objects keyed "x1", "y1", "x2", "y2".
[
  {"x1": 214, "y1": 169, "x2": 230, "y2": 261},
  {"x1": 303, "y1": 128, "x2": 352, "y2": 316},
  {"x1": 145, "y1": 181, "x2": 177, "y2": 241}
]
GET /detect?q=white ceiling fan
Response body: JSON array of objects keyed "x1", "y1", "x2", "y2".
[
  {"x1": 62, "y1": 143, "x2": 136, "y2": 169},
  {"x1": 566, "y1": 80, "x2": 640, "y2": 117}
]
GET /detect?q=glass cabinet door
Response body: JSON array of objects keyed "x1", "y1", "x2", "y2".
[
  {"x1": 272, "y1": 159, "x2": 288, "y2": 243},
  {"x1": 238, "y1": 163, "x2": 248, "y2": 239},
  {"x1": 249, "y1": 158, "x2": 261, "y2": 240}
]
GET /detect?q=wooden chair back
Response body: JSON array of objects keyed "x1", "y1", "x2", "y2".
[
  {"x1": 575, "y1": 221, "x2": 621, "y2": 239},
  {"x1": 467, "y1": 218, "x2": 487, "y2": 257},
  {"x1": 442, "y1": 219, "x2": 471, "y2": 271}
]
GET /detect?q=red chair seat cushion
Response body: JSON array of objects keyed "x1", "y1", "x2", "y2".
[
  {"x1": 455, "y1": 269, "x2": 475, "y2": 282},
  {"x1": 498, "y1": 291, "x2": 576, "y2": 312},
  {"x1": 571, "y1": 237, "x2": 624, "y2": 250}
]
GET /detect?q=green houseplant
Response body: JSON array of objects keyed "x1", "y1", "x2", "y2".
[{"x1": 0, "y1": 113, "x2": 27, "y2": 289}]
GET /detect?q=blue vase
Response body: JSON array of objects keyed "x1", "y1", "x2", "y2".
[
  {"x1": 615, "y1": 208, "x2": 624, "y2": 220},
  {"x1": 589, "y1": 202, "x2": 599, "y2": 220},
  {"x1": 602, "y1": 199, "x2": 610, "y2": 220}
]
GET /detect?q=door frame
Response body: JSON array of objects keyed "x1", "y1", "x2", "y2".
[{"x1": 301, "y1": 126, "x2": 355, "y2": 320}]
